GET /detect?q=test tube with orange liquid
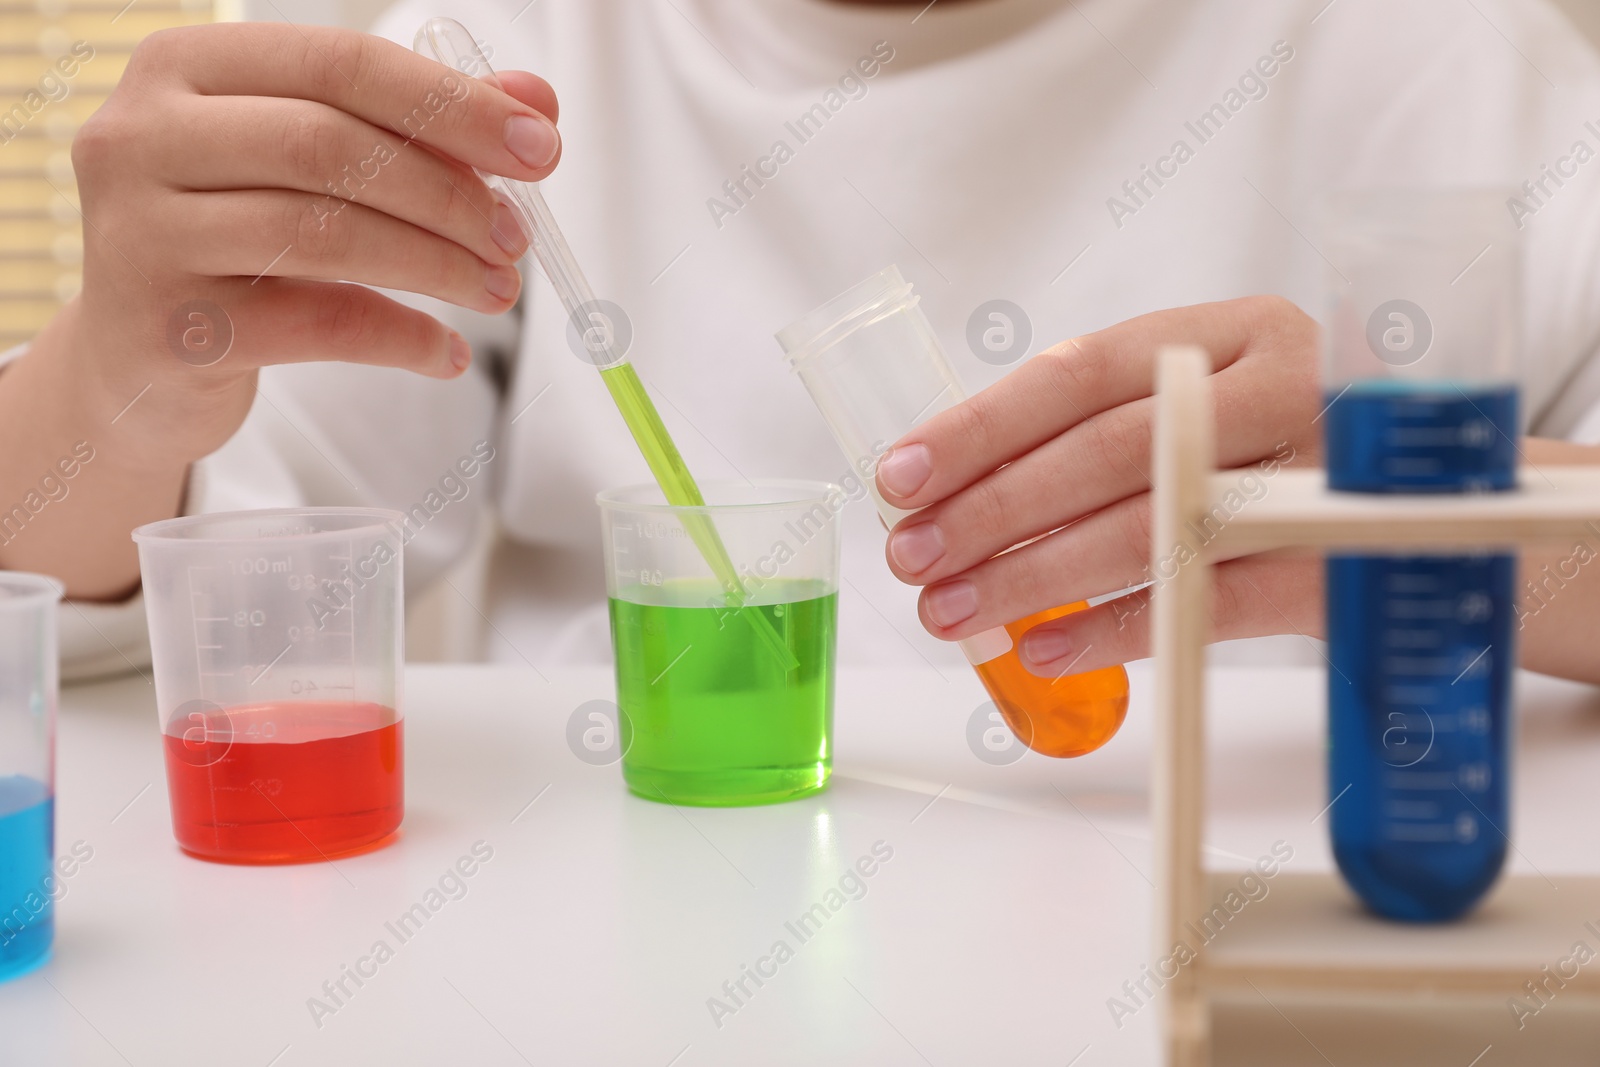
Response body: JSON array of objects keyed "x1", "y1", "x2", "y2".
[{"x1": 777, "y1": 267, "x2": 1129, "y2": 757}]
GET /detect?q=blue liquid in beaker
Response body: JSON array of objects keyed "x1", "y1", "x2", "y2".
[
  {"x1": 1325, "y1": 382, "x2": 1518, "y2": 922},
  {"x1": 0, "y1": 776, "x2": 53, "y2": 979}
]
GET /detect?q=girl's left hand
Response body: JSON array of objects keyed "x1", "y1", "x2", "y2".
[{"x1": 874, "y1": 296, "x2": 1327, "y2": 675}]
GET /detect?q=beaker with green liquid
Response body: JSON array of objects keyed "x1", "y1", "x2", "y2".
[{"x1": 598, "y1": 480, "x2": 842, "y2": 806}]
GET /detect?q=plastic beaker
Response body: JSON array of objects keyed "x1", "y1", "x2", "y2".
[
  {"x1": 0, "y1": 573, "x2": 60, "y2": 980},
  {"x1": 132, "y1": 509, "x2": 405, "y2": 864},
  {"x1": 776, "y1": 266, "x2": 1129, "y2": 758},
  {"x1": 599, "y1": 480, "x2": 842, "y2": 806}
]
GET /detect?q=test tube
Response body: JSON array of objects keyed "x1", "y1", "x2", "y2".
[
  {"x1": 1321, "y1": 191, "x2": 1519, "y2": 921},
  {"x1": 0, "y1": 572, "x2": 61, "y2": 980},
  {"x1": 777, "y1": 267, "x2": 1130, "y2": 757}
]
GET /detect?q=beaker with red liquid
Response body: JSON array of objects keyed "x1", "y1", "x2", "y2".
[{"x1": 133, "y1": 509, "x2": 405, "y2": 863}]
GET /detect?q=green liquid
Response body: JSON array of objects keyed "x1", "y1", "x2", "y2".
[
  {"x1": 610, "y1": 581, "x2": 837, "y2": 806},
  {"x1": 599, "y1": 362, "x2": 799, "y2": 672}
]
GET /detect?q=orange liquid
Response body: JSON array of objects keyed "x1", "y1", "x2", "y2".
[
  {"x1": 973, "y1": 602, "x2": 1129, "y2": 758},
  {"x1": 163, "y1": 701, "x2": 403, "y2": 864}
]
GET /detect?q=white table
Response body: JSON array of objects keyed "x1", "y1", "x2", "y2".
[{"x1": 5, "y1": 663, "x2": 1598, "y2": 1066}]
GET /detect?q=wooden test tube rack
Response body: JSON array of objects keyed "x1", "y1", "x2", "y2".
[{"x1": 1150, "y1": 346, "x2": 1600, "y2": 1066}]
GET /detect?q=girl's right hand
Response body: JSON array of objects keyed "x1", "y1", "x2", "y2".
[{"x1": 61, "y1": 22, "x2": 561, "y2": 469}]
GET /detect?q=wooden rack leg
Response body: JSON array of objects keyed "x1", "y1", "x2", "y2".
[{"x1": 1152, "y1": 345, "x2": 1216, "y2": 1067}]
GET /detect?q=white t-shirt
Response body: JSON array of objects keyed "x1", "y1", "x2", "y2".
[{"x1": 61, "y1": 0, "x2": 1600, "y2": 677}]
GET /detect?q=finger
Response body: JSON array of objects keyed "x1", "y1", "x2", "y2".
[
  {"x1": 173, "y1": 96, "x2": 527, "y2": 267},
  {"x1": 173, "y1": 190, "x2": 521, "y2": 313},
  {"x1": 914, "y1": 493, "x2": 1156, "y2": 641},
  {"x1": 498, "y1": 69, "x2": 558, "y2": 124},
  {"x1": 141, "y1": 25, "x2": 562, "y2": 180},
  {"x1": 875, "y1": 295, "x2": 1305, "y2": 509},
  {"x1": 883, "y1": 366, "x2": 1309, "y2": 586},
  {"x1": 1012, "y1": 554, "x2": 1324, "y2": 676},
  {"x1": 174, "y1": 278, "x2": 471, "y2": 379}
]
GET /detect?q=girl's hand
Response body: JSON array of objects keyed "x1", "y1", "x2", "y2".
[
  {"x1": 62, "y1": 22, "x2": 560, "y2": 469},
  {"x1": 874, "y1": 296, "x2": 1327, "y2": 675}
]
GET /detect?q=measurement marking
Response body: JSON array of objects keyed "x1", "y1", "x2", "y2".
[
  {"x1": 650, "y1": 644, "x2": 693, "y2": 685},
  {"x1": 1310, "y1": 782, "x2": 1351, "y2": 823},
  {"x1": 110, "y1": 383, "x2": 152, "y2": 424},
  {"x1": 251, "y1": 642, "x2": 294, "y2": 685},
  {"x1": 508, "y1": 382, "x2": 554, "y2": 425},
  {"x1": 909, "y1": 782, "x2": 951, "y2": 824},
  {"x1": 511, "y1": 783, "x2": 552, "y2": 823},
  {"x1": 109, "y1": 782, "x2": 151, "y2": 824}
]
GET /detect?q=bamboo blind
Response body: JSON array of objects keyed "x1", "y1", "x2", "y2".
[{"x1": 0, "y1": 0, "x2": 216, "y2": 350}]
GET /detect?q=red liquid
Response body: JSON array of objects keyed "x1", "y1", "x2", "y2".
[{"x1": 162, "y1": 701, "x2": 403, "y2": 864}]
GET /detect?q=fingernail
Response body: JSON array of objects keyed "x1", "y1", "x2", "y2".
[
  {"x1": 925, "y1": 580, "x2": 978, "y2": 628},
  {"x1": 1023, "y1": 629, "x2": 1073, "y2": 666},
  {"x1": 878, "y1": 444, "x2": 932, "y2": 498},
  {"x1": 485, "y1": 265, "x2": 521, "y2": 302},
  {"x1": 490, "y1": 199, "x2": 528, "y2": 258},
  {"x1": 449, "y1": 332, "x2": 472, "y2": 372},
  {"x1": 504, "y1": 114, "x2": 560, "y2": 169},
  {"x1": 888, "y1": 522, "x2": 945, "y2": 574}
]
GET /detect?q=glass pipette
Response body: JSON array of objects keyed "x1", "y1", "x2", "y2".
[{"x1": 414, "y1": 18, "x2": 798, "y2": 671}]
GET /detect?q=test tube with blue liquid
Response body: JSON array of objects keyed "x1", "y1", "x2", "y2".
[
  {"x1": 0, "y1": 573, "x2": 61, "y2": 979},
  {"x1": 1321, "y1": 191, "x2": 1519, "y2": 922}
]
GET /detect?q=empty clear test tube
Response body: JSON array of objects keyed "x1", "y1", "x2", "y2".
[
  {"x1": 778, "y1": 267, "x2": 1129, "y2": 757},
  {"x1": 1321, "y1": 191, "x2": 1519, "y2": 921}
]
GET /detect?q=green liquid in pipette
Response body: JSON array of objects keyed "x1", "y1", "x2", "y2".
[{"x1": 599, "y1": 363, "x2": 800, "y2": 672}]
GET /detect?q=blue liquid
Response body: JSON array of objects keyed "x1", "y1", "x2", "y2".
[
  {"x1": 0, "y1": 777, "x2": 53, "y2": 979},
  {"x1": 1324, "y1": 381, "x2": 1517, "y2": 492},
  {"x1": 1325, "y1": 382, "x2": 1517, "y2": 922}
]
